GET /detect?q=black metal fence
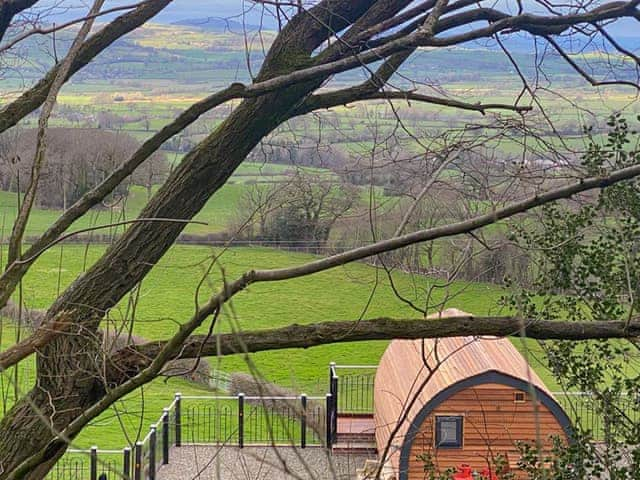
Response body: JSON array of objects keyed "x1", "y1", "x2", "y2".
[
  {"x1": 179, "y1": 393, "x2": 331, "y2": 447},
  {"x1": 48, "y1": 370, "x2": 638, "y2": 479},
  {"x1": 555, "y1": 392, "x2": 640, "y2": 441},
  {"x1": 46, "y1": 448, "x2": 127, "y2": 480},
  {"x1": 136, "y1": 400, "x2": 178, "y2": 480},
  {"x1": 329, "y1": 363, "x2": 376, "y2": 415},
  {"x1": 46, "y1": 398, "x2": 178, "y2": 480},
  {"x1": 46, "y1": 456, "x2": 88, "y2": 480}
]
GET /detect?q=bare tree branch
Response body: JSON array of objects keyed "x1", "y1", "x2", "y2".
[
  {"x1": 0, "y1": 0, "x2": 174, "y2": 134},
  {"x1": 299, "y1": 89, "x2": 534, "y2": 115},
  {"x1": 0, "y1": 1, "x2": 146, "y2": 54},
  {"x1": 115, "y1": 316, "x2": 640, "y2": 376},
  {"x1": 6, "y1": 0, "x2": 105, "y2": 266},
  {"x1": 0, "y1": 0, "x2": 39, "y2": 42}
]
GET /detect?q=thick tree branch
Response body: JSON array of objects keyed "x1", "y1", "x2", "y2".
[
  {"x1": 0, "y1": 84, "x2": 244, "y2": 311},
  {"x1": 428, "y1": 3, "x2": 640, "y2": 47},
  {"x1": 298, "y1": 89, "x2": 534, "y2": 115},
  {"x1": 0, "y1": 0, "x2": 38, "y2": 42},
  {"x1": 3, "y1": 160, "x2": 640, "y2": 374},
  {"x1": 0, "y1": 313, "x2": 70, "y2": 371},
  {"x1": 1, "y1": 1, "x2": 637, "y2": 138},
  {"x1": 0, "y1": 3, "x2": 632, "y2": 309},
  {"x1": 2, "y1": 2, "x2": 640, "y2": 478},
  {"x1": 114, "y1": 316, "x2": 640, "y2": 376},
  {"x1": 245, "y1": 2, "x2": 640, "y2": 98},
  {"x1": 13, "y1": 157, "x2": 640, "y2": 476}
]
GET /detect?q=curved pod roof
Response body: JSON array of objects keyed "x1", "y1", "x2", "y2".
[{"x1": 373, "y1": 309, "x2": 572, "y2": 478}]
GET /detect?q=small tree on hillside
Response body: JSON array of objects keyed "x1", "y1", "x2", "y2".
[{"x1": 235, "y1": 172, "x2": 359, "y2": 245}]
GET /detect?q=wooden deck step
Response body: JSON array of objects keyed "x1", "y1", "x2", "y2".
[
  {"x1": 331, "y1": 440, "x2": 378, "y2": 455},
  {"x1": 337, "y1": 415, "x2": 376, "y2": 436},
  {"x1": 334, "y1": 414, "x2": 377, "y2": 454}
]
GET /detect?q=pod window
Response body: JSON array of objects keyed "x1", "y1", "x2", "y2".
[
  {"x1": 435, "y1": 415, "x2": 463, "y2": 448},
  {"x1": 514, "y1": 392, "x2": 527, "y2": 403}
]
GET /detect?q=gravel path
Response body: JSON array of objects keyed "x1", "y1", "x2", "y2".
[{"x1": 157, "y1": 445, "x2": 376, "y2": 480}]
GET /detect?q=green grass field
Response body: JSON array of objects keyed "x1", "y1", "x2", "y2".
[
  {"x1": 0, "y1": 159, "x2": 344, "y2": 238},
  {"x1": 0, "y1": 174, "x2": 248, "y2": 237},
  {"x1": 1, "y1": 20, "x2": 637, "y2": 463},
  {"x1": 0, "y1": 243, "x2": 564, "y2": 453}
]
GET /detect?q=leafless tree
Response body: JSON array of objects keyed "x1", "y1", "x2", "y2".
[
  {"x1": 0, "y1": 128, "x2": 168, "y2": 209},
  {"x1": 235, "y1": 172, "x2": 359, "y2": 245},
  {"x1": 0, "y1": 1, "x2": 637, "y2": 478}
]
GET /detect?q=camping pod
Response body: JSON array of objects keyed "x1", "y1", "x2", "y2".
[{"x1": 373, "y1": 314, "x2": 572, "y2": 479}]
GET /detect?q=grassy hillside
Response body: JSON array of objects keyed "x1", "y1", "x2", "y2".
[
  {"x1": 0, "y1": 243, "x2": 561, "y2": 452},
  {"x1": 0, "y1": 163, "x2": 298, "y2": 237},
  {"x1": 1, "y1": 19, "x2": 637, "y2": 459}
]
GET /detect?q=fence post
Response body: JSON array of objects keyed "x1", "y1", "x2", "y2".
[
  {"x1": 90, "y1": 446, "x2": 98, "y2": 480},
  {"x1": 134, "y1": 441, "x2": 143, "y2": 480},
  {"x1": 331, "y1": 373, "x2": 339, "y2": 443},
  {"x1": 162, "y1": 408, "x2": 170, "y2": 465},
  {"x1": 325, "y1": 393, "x2": 332, "y2": 448},
  {"x1": 123, "y1": 447, "x2": 131, "y2": 479},
  {"x1": 238, "y1": 393, "x2": 245, "y2": 448},
  {"x1": 300, "y1": 394, "x2": 307, "y2": 449},
  {"x1": 149, "y1": 425, "x2": 157, "y2": 480},
  {"x1": 329, "y1": 362, "x2": 336, "y2": 393},
  {"x1": 174, "y1": 392, "x2": 182, "y2": 447}
]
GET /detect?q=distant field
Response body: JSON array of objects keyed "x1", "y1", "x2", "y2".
[
  {"x1": 0, "y1": 161, "x2": 319, "y2": 237},
  {"x1": 0, "y1": 244, "x2": 511, "y2": 447},
  {"x1": 1, "y1": 19, "x2": 638, "y2": 455},
  {"x1": 5, "y1": 20, "x2": 638, "y2": 168}
]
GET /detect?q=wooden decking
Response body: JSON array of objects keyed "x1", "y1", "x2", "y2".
[
  {"x1": 334, "y1": 415, "x2": 377, "y2": 454},
  {"x1": 337, "y1": 415, "x2": 376, "y2": 437}
]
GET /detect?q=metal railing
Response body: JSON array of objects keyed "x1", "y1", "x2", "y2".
[
  {"x1": 43, "y1": 366, "x2": 639, "y2": 479},
  {"x1": 46, "y1": 448, "x2": 127, "y2": 480},
  {"x1": 330, "y1": 363, "x2": 377, "y2": 415},
  {"x1": 134, "y1": 396, "x2": 179, "y2": 480},
  {"x1": 554, "y1": 392, "x2": 640, "y2": 441},
  {"x1": 178, "y1": 393, "x2": 332, "y2": 448},
  {"x1": 46, "y1": 456, "x2": 87, "y2": 480},
  {"x1": 45, "y1": 397, "x2": 179, "y2": 480}
]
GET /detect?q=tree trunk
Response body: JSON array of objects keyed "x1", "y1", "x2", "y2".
[
  {"x1": 0, "y1": 330, "x2": 102, "y2": 480},
  {"x1": 0, "y1": 2, "x2": 408, "y2": 474},
  {"x1": 0, "y1": 84, "x2": 321, "y2": 480}
]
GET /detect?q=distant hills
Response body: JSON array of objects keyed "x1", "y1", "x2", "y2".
[
  {"x1": 169, "y1": 15, "x2": 639, "y2": 54},
  {"x1": 172, "y1": 17, "x2": 261, "y2": 32},
  {"x1": 469, "y1": 34, "x2": 640, "y2": 54}
]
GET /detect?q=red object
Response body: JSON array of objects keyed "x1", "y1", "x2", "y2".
[
  {"x1": 453, "y1": 464, "x2": 473, "y2": 480},
  {"x1": 452, "y1": 464, "x2": 499, "y2": 480},
  {"x1": 480, "y1": 468, "x2": 498, "y2": 480}
]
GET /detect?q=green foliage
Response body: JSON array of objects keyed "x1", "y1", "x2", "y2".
[
  {"x1": 505, "y1": 116, "x2": 640, "y2": 478},
  {"x1": 516, "y1": 436, "x2": 588, "y2": 480},
  {"x1": 416, "y1": 452, "x2": 457, "y2": 480}
]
